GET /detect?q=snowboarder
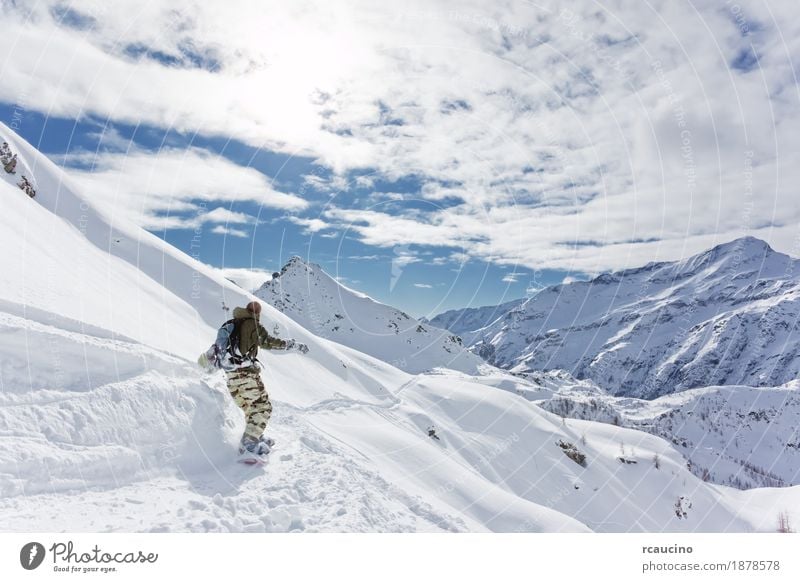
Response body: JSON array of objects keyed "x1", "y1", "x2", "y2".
[{"x1": 201, "y1": 301, "x2": 309, "y2": 458}]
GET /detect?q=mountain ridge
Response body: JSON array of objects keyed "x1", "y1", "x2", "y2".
[
  {"x1": 430, "y1": 236, "x2": 800, "y2": 398},
  {"x1": 255, "y1": 255, "x2": 486, "y2": 374}
]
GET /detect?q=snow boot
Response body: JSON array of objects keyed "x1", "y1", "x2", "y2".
[{"x1": 239, "y1": 435, "x2": 274, "y2": 456}]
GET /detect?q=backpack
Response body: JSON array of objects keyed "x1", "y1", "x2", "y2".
[
  {"x1": 214, "y1": 318, "x2": 260, "y2": 365},
  {"x1": 224, "y1": 318, "x2": 242, "y2": 354},
  {"x1": 211, "y1": 318, "x2": 246, "y2": 366}
]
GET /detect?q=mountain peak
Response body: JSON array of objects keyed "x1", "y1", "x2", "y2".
[
  {"x1": 284, "y1": 255, "x2": 308, "y2": 268},
  {"x1": 286, "y1": 255, "x2": 307, "y2": 265},
  {"x1": 683, "y1": 236, "x2": 779, "y2": 273},
  {"x1": 278, "y1": 255, "x2": 321, "y2": 276},
  {"x1": 254, "y1": 254, "x2": 485, "y2": 374},
  {"x1": 709, "y1": 236, "x2": 774, "y2": 256}
]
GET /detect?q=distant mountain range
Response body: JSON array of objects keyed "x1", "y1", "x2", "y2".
[
  {"x1": 425, "y1": 298, "x2": 526, "y2": 337},
  {"x1": 430, "y1": 237, "x2": 800, "y2": 399},
  {"x1": 252, "y1": 240, "x2": 800, "y2": 489}
]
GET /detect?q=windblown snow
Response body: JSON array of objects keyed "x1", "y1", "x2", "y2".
[{"x1": 1, "y1": 121, "x2": 798, "y2": 532}]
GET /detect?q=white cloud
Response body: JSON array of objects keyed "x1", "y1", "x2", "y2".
[
  {"x1": 204, "y1": 207, "x2": 255, "y2": 225},
  {"x1": 368, "y1": 191, "x2": 406, "y2": 203},
  {"x1": 450, "y1": 252, "x2": 471, "y2": 265},
  {"x1": 288, "y1": 216, "x2": 331, "y2": 234},
  {"x1": 354, "y1": 175, "x2": 376, "y2": 189},
  {"x1": 392, "y1": 252, "x2": 420, "y2": 268},
  {"x1": 64, "y1": 146, "x2": 306, "y2": 229},
  {"x1": 2, "y1": 0, "x2": 799, "y2": 269},
  {"x1": 413, "y1": 283, "x2": 433, "y2": 288},
  {"x1": 210, "y1": 225, "x2": 249, "y2": 238},
  {"x1": 501, "y1": 273, "x2": 520, "y2": 283},
  {"x1": 302, "y1": 173, "x2": 349, "y2": 193},
  {"x1": 85, "y1": 125, "x2": 131, "y2": 151}
]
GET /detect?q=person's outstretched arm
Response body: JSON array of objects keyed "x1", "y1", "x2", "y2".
[{"x1": 259, "y1": 325, "x2": 309, "y2": 353}]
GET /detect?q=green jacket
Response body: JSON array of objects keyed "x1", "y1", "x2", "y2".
[{"x1": 231, "y1": 306, "x2": 287, "y2": 359}]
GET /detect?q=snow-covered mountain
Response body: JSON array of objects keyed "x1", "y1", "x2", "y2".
[
  {"x1": 533, "y1": 375, "x2": 800, "y2": 489},
  {"x1": 254, "y1": 257, "x2": 486, "y2": 374},
  {"x1": 1, "y1": 121, "x2": 798, "y2": 533},
  {"x1": 442, "y1": 237, "x2": 800, "y2": 398},
  {"x1": 427, "y1": 297, "x2": 525, "y2": 337}
]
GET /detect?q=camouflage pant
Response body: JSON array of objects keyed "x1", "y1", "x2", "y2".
[{"x1": 225, "y1": 366, "x2": 272, "y2": 441}]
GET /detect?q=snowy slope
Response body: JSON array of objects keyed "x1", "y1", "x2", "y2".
[
  {"x1": 255, "y1": 257, "x2": 486, "y2": 374},
  {"x1": 4, "y1": 301, "x2": 796, "y2": 533},
  {"x1": 535, "y1": 376, "x2": 800, "y2": 489},
  {"x1": 626, "y1": 384, "x2": 800, "y2": 489},
  {"x1": 1, "y1": 122, "x2": 798, "y2": 533},
  {"x1": 448, "y1": 237, "x2": 800, "y2": 398},
  {"x1": 0, "y1": 123, "x2": 251, "y2": 358}
]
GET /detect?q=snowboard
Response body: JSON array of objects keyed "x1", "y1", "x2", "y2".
[
  {"x1": 236, "y1": 440, "x2": 274, "y2": 465},
  {"x1": 238, "y1": 454, "x2": 268, "y2": 466}
]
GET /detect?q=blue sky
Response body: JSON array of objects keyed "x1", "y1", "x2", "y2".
[
  {"x1": 1, "y1": 104, "x2": 561, "y2": 316},
  {"x1": 1, "y1": 0, "x2": 797, "y2": 317}
]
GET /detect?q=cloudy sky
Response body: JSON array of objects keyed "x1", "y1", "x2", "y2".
[{"x1": 1, "y1": 0, "x2": 798, "y2": 316}]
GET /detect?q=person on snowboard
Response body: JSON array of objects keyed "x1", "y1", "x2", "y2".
[{"x1": 202, "y1": 301, "x2": 308, "y2": 457}]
